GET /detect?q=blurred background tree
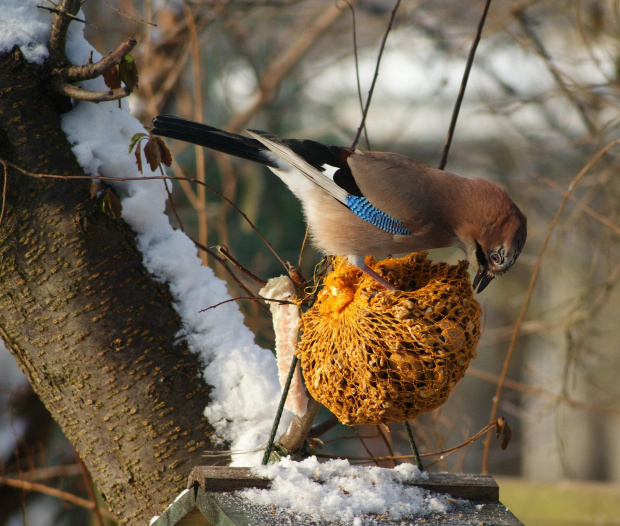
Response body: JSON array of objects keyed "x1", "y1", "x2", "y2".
[{"x1": 2, "y1": 0, "x2": 620, "y2": 524}]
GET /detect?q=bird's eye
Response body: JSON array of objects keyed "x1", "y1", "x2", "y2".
[{"x1": 489, "y1": 252, "x2": 502, "y2": 265}]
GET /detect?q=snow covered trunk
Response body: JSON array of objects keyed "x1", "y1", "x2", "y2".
[{"x1": 0, "y1": 49, "x2": 224, "y2": 524}]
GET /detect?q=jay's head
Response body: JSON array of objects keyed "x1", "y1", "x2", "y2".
[{"x1": 462, "y1": 182, "x2": 527, "y2": 293}]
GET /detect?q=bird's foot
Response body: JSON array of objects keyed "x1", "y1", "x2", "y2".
[
  {"x1": 359, "y1": 264, "x2": 397, "y2": 291},
  {"x1": 347, "y1": 254, "x2": 397, "y2": 290}
]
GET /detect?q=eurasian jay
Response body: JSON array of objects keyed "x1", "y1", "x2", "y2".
[{"x1": 151, "y1": 115, "x2": 527, "y2": 293}]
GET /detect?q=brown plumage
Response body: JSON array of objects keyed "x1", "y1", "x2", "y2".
[{"x1": 152, "y1": 115, "x2": 527, "y2": 292}]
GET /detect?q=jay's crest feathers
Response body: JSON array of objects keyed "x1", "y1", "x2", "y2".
[{"x1": 151, "y1": 115, "x2": 527, "y2": 292}]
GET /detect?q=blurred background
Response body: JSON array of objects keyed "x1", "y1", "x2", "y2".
[{"x1": 2, "y1": 0, "x2": 620, "y2": 524}]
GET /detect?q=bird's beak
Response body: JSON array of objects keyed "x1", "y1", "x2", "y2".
[{"x1": 473, "y1": 268, "x2": 494, "y2": 293}]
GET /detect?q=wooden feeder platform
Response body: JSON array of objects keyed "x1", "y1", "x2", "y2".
[{"x1": 151, "y1": 466, "x2": 523, "y2": 525}]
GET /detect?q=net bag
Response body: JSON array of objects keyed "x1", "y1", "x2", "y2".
[{"x1": 297, "y1": 253, "x2": 481, "y2": 425}]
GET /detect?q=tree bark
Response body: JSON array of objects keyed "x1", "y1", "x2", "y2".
[{"x1": 0, "y1": 47, "x2": 225, "y2": 524}]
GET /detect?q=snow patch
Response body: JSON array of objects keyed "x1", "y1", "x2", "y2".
[{"x1": 243, "y1": 457, "x2": 456, "y2": 525}]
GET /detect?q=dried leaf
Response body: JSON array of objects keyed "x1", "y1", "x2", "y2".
[
  {"x1": 105, "y1": 188, "x2": 123, "y2": 219},
  {"x1": 90, "y1": 181, "x2": 106, "y2": 199},
  {"x1": 154, "y1": 136, "x2": 172, "y2": 167},
  {"x1": 143, "y1": 136, "x2": 161, "y2": 172},
  {"x1": 496, "y1": 417, "x2": 511, "y2": 450},
  {"x1": 135, "y1": 146, "x2": 143, "y2": 173},
  {"x1": 103, "y1": 66, "x2": 121, "y2": 89},
  {"x1": 119, "y1": 55, "x2": 139, "y2": 91}
]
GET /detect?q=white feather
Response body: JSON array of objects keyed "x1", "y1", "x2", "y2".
[
  {"x1": 320, "y1": 163, "x2": 339, "y2": 180},
  {"x1": 247, "y1": 130, "x2": 349, "y2": 204}
]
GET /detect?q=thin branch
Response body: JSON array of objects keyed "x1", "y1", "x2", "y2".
[
  {"x1": 3, "y1": 464, "x2": 83, "y2": 482},
  {"x1": 350, "y1": 427, "x2": 383, "y2": 467},
  {"x1": 53, "y1": 82, "x2": 130, "y2": 102},
  {"x1": 162, "y1": 176, "x2": 184, "y2": 232},
  {"x1": 481, "y1": 139, "x2": 620, "y2": 473},
  {"x1": 421, "y1": 420, "x2": 502, "y2": 469},
  {"x1": 182, "y1": 3, "x2": 208, "y2": 265},
  {"x1": 168, "y1": 158, "x2": 199, "y2": 216},
  {"x1": 297, "y1": 226, "x2": 310, "y2": 273},
  {"x1": 62, "y1": 37, "x2": 137, "y2": 82},
  {"x1": 216, "y1": 245, "x2": 267, "y2": 287},
  {"x1": 438, "y1": 0, "x2": 492, "y2": 170},
  {"x1": 0, "y1": 475, "x2": 115, "y2": 520},
  {"x1": 45, "y1": 1, "x2": 136, "y2": 102},
  {"x1": 0, "y1": 159, "x2": 290, "y2": 274},
  {"x1": 76, "y1": 453, "x2": 105, "y2": 526},
  {"x1": 99, "y1": 0, "x2": 157, "y2": 26},
  {"x1": 338, "y1": 0, "x2": 370, "y2": 149},
  {"x1": 514, "y1": 8, "x2": 597, "y2": 137},
  {"x1": 351, "y1": 0, "x2": 401, "y2": 149},
  {"x1": 533, "y1": 173, "x2": 620, "y2": 236},
  {"x1": 376, "y1": 425, "x2": 398, "y2": 467},
  {"x1": 315, "y1": 419, "x2": 502, "y2": 464},
  {"x1": 47, "y1": 0, "x2": 82, "y2": 63},
  {"x1": 225, "y1": 1, "x2": 356, "y2": 133},
  {"x1": 467, "y1": 367, "x2": 620, "y2": 417},
  {"x1": 191, "y1": 240, "x2": 270, "y2": 313},
  {"x1": 199, "y1": 296, "x2": 292, "y2": 313},
  {"x1": 37, "y1": 5, "x2": 89, "y2": 26}
]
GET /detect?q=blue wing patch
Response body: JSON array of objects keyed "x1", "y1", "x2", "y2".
[{"x1": 346, "y1": 195, "x2": 412, "y2": 235}]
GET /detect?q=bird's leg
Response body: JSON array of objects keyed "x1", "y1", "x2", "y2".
[
  {"x1": 348, "y1": 255, "x2": 397, "y2": 291},
  {"x1": 360, "y1": 265, "x2": 397, "y2": 290}
]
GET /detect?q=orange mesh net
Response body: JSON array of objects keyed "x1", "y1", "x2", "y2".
[{"x1": 296, "y1": 253, "x2": 481, "y2": 426}]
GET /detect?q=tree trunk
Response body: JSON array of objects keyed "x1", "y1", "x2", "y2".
[{"x1": 0, "y1": 47, "x2": 225, "y2": 524}]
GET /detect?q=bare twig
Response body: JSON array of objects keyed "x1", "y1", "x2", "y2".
[
  {"x1": 199, "y1": 296, "x2": 292, "y2": 313},
  {"x1": 338, "y1": 0, "x2": 370, "y2": 149},
  {"x1": 62, "y1": 37, "x2": 137, "y2": 82},
  {"x1": 168, "y1": 158, "x2": 200, "y2": 216},
  {"x1": 76, "y1": 453, "x2": 105, "y2": 526},
  {"x1": 54, "y1": 82, "x2": 130, "y2": 102},
  {"x1": 37, "y1": 5, "x2": 89, "y2": 25},
  {"x1": 351, "y1": 427, "x2": 383, "y2": 467},
  {"x1": 481, "y1": 139, "x2": 620, "y2": 473},
  {"x1": 191, "y1": 240, "x2": 270, "y2": 313},
  {"x1": 376, "y1": 425, "x2": 398, "y2": 467},
  {"x1": 0, "y1": 158, "x2": 290, "y2": 274},
  {"x1": 4, "y1": 464, "x2": 83, "y2": 482},
  {"x1": 0, "y1": 475, "x2": 115, "y2": 520},
  {"x1": 297, "y1": 226, "x2": 310, "y2": 272},
  {"x1": 438, "y1": 0, "x2": 492, "y2": 170},
  {"x1": 514, "y1": 8, "x2": 597, "y2": 137},
  {"x1": 351, "y1": 0, "x2": 401, "y2": 149},
  {"x1": 46, "y1": 0, "x2": 136, "y2": 102},
  {"x1": 182, "y1": 4, "x2": 208, "y2": 265},
  {"x1": 533, "y1": 173, "x2": 620, "y2": 236},
  {"x1": 100, "y1": 0, "x2": 157, "y2": 26},
  {"x1": 314, "y1": 419, "x2": 502, "y2": 464},
  {"x1": 163, "y1": 177, "x2": 184, "y2": 232},
  {"x1": 216, "y1": 245, "x2": 268, "y2": 287},
  {"x1": 421, "y1": 420, "x2": 503, "y2": 469},
  {"x1": 225, "y1": 1, "x2": 357, "y2": 133},
  {"x1": 467, "y1": 367, "x2": 620, "y2": 417}
]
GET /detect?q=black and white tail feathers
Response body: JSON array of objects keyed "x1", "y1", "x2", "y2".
[
  {"x1": 151, "y1": 115, "x2": 363, "y2": 197},
  {"x1": 152, "y1": 115, "x2": 274, "y2": 166}
]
